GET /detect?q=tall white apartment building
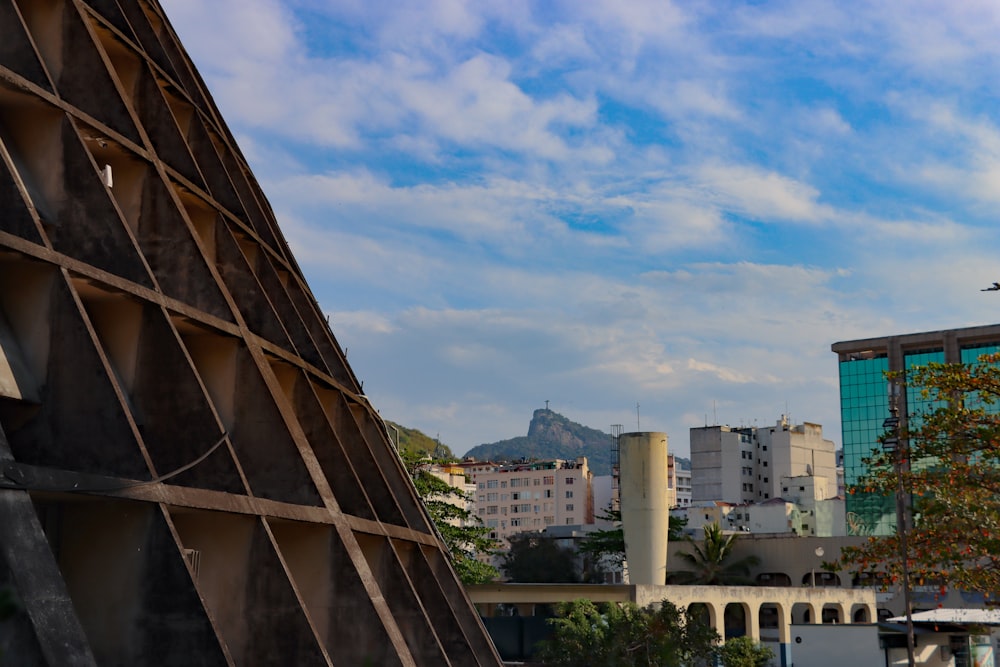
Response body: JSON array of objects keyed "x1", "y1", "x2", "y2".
[
  {"x1": 460, "y1": 457, "x2": 593, "y2": 543},
  {"x1": 690, "y1": 416, "x2": 837, "y2": 505},
  {"x1": 668, "y1": 456, "x2": 693, "y2": 508}
]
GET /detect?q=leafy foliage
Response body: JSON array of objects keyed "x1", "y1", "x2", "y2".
[
  {"x1": 400, "y1": 449, "x2": 499, "y2": 584},
  {"x1": 579, "y1": 507, "x2": 688, "y2": 571},
  {"x1": 671, "y1": 523, "x2": 760, "y2": 585},
  {"x1": 836, "y1": 354, "x2": 1000, "y2": 595},
  {"x1": 535, "y1": 598, "x2": 720, "y2": 667},
  {"x1": 502, "y1": 533, "x2": 580, "y2": 583},
  {"x1": 578, "y1": 507, "x2": 627, "y2": 568},
  {"x1": 719, "y1": 636, "x2": 775, "y2": 667}
]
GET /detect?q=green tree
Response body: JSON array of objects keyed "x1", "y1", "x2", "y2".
[
  {"x1": 671, "y1": 523, "x2": 760, "y2": 585},
  {"x1": 536, "y1": 598, "x2": 720, "y2": 667},
  {"x1": 578, "y1": 506, "x2": 688, "y2": 570},
  {"x1": 400, "y1": 449, "x2": 499, "y2": 584},
  {"x1": 502, "y1": 533, "x2": 580, "y2": 583},
  {"x1": 836, "y1": 354, "x2": 1000, "y2": 594},
  {"x1": 719, "y1": 636, "x2": 774, "y2": 667}
]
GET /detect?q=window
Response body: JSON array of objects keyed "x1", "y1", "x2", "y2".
[
  {"x1": 763, "y1": 461, "x2": 768, "y2": 467},
  {"x1": 544, "y1": 489, "x2": 554, "y2": 498},
  {"x1": 478, "y1": 495, "x2": 485, "y2": 502},
  {"x1": 566, "y1": 518, "x2": 573, "y2": 525},
  {"x1": 544, "y1": 516, "x2": 554, "y2": 525},
  {"x1": 487, "y1": 492, "x2": 498, "y2": 502},
  {"x1": 763, "y1": 446, "x2": 768, "y2": 451},
  {"x1": 510, "y1": 478, "x2": 523, "y2": 488},
  {"x1": 487, "y1": 506, "x2": 498, "y2": 515},
  {"x1": 534, "y1": 505, "x2": 540, "y2": 513},
  {"x1": 543, "y1": 476, "x2": 554, "y2": 485},
  {"x1": 565, "y1": 477, "x2": 574, "y2": 485},
  {"x1": 565, "y1": 490, "x2": 574, "y2": 499},
  {"x1": 511, "y1": 492, "x2": 521, "y2": 500},
  {"x1": 486, "y1": 519, "x2": 498, "y2": 528},
  {"x1": 486, "y1": 480, "x2": 498, "y2": 489},
  {"x1": 501, "y1": 481, "x2": 507, "y2": 488},
  {"x1": 566, "y1": 504, "x2": 574, "y2": 512},
  {"x1": 478, "y1": 482, "x2": 485, "y2": 490},
  {"x1": 510, "y1": 518, "x2": 522, "y2": 527},
  {"x1": 764, "y1": 477, "x2": 768, "y2": 483},
  {"x1": 533, "y1": 478, "x2": 540, "y2": 486}
]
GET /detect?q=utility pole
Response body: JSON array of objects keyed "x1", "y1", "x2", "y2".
[{"x1": 883, "y1": 381, "x2": 915, "y2": 667}]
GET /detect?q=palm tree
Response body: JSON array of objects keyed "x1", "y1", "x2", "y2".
[{"x1": 671, "y1": 523, "x2": 759, "y2": 585}]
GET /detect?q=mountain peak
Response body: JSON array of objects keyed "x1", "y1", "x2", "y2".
[{"x1": 466, "y1": 409, "x2": 613, "y2": 474}]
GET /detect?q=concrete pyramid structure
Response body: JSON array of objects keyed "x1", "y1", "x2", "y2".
[{"x1": 0, "y1": 1, "x2": 500, "y2": 664}]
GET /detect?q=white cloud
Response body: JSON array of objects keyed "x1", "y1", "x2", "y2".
[
  {"x1": 694, "y1": 165, "x2": 830, "y2": 224},
  {"x1": 159, "y1": 0, "x2": 1000, "y2": 458},
  {"x1": 686, "y1": 359, "x2": 759, "y2": 384}
]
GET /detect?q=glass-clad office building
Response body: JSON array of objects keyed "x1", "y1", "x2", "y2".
[{"x1": 832, "y1": 324, "x2": 1000, "y2": 536}]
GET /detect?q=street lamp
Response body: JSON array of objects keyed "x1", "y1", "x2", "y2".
[
  {"x1": 883, "y1": 383, "x2": 916, "y2": 667},
  {"x1": 812, "y1": 546, "x2": 825, "y2": 588}
]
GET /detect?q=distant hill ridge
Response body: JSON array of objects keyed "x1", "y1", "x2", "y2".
[{"x1": 462, "y1": 409, "x2": 690, "y2": 477}]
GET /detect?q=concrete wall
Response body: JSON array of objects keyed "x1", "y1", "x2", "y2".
[
  {"x1": 619, "y1": 432, "x2": 670, "y2": 585},
  {"x1": 787, "y1": 624, "x2": 883, "y2": 667}
]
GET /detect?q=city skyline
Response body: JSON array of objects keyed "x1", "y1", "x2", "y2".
[{"x1": 162, "y1": 0, "x2": 1000, "y2": 456}]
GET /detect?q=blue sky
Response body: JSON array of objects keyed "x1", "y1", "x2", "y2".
[{"x1": 162, "y1": 0, "x2": 1000, "y2": 457}]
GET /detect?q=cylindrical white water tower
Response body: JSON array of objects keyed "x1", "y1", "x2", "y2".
[{"x1": 619, "y1": 431, "x2": 670, "y2": 585}]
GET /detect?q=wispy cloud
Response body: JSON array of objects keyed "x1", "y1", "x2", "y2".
[{"x1": 162, "y1": 0, "x2": 1000, "y2": 454}]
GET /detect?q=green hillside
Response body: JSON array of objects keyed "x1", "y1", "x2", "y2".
[
  {"x1": 387, "y1": 411, "x2": 691, "y2": 476},
  {"x1": 385, "y1": 421, "x2": 454, "y2": 459},
  {"x1": 462, "y1": 409, "x2": 691, "y2": 476}
]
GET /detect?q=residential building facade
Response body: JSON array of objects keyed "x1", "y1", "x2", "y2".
[
  {"x1": 667, "y1": 455, "x2": 693, "y2": 508},
  {"x1": 690, "y1": 416, "x2": 837, "y2": 505},
  {"x1": 461, "y1": 457, "x2": 594, "y2": 544},
  {"x1": 427, "y1": 462, "x2": 478, "y2": 527}
]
